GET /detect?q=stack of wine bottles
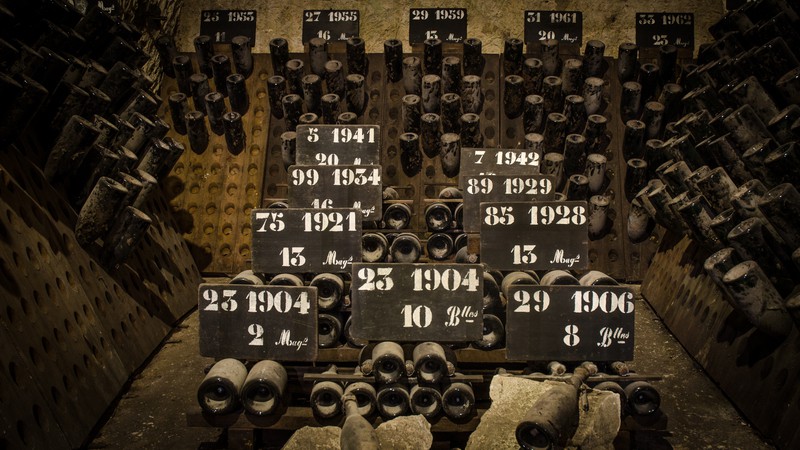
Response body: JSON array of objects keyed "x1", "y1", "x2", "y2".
[
  {"x1": 613, "y1": 0, "x2": 800, "y2": 336},
  {"x1": 307, "y1": 341, "x2": 476, "y2": 421},
  {"x1": 197, "y1": 358, "x2": 288, "y2": 416},
  {"x1": 0, "y1": 1, "x2": 184, "y2": 265}
]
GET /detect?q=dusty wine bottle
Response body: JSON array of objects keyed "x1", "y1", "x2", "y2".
[
  {"x1": 241, "y1": 360, "x2": 288, "y2": 416},
  {"x1": 311, "y1": 366, "x2": 344, "y2": 419},
  {"x1": 311, "y1": 273, "x2": 345, "y2": 311},
  {"x1": 412, "y1": 342, "x2": 449, "y2": 384},
  {"x1": 410, "y1": 384, "x2": 443, "y2": 419},
  {"x1": 197, "y1": 358, "x2": 247, "y2": 415},
  {"x1": 442, "y1": 380, "x2": 475, "y2": 420},
  {"x1": 361, "y1": 232, "x2": 389, "y2": 262},
  {"x1": 371, "y1": 341, "x2": 406, "y2": 384}
]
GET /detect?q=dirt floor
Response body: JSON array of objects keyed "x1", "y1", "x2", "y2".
[{"x1": 88, "y1": 285, "x2": 774, "y2": 450}]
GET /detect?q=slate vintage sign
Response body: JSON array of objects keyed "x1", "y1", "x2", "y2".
[
  {"x1": 199, "y1": 284, "x2": 318, "y2": 361},
  {"x1": 480, "y1": 201, "x2": 589, "y2": 270},
  {"x1": 524, "y1": 10, "x2": 583, "y2": 45},
  {"x1": 200, "y1": 10, "x2": 257, "y2": 44},
  {"x1": 409, "y1": 8, "x2": 468, "y2": 44},
  {"x1": 635, "y1": 12, "x2": 694, "y2": 49},
  {"x1": 461, "y1": 174, "x2": 556, "y2": 232},
  {"x1": 350, "y1": 263, "x2": 483, "y2": 342},
  {"x1": 251, "y1": 208, "x2": 362, "y2": 273},
  {"x1": 302, "y1": 10, "x2": 360, "y2": 43},
  {"x1": 287, "y1": 165, "x2": 382, "y2": 221},
  {"x1": 295, "y1": 125, "x2": 381, "y2": 165},
  {"x1": 506, "y1": 285, "x2": 635, "y2": 361}
]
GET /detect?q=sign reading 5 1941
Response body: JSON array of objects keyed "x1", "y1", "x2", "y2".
[
  {"x1": 506, "y1": 285, "x2": 635, "y2": 361},
  {"x1": 480, "y1": 201, "x2": 588, "y2": 270},
  {"x1": 251, "y1": 208, "x2": 361, "y2": 273},
  {"x1": 199, "y1": 284, "x2": 318, "y2": 361},
  {"x1": 635, "y1": 12, "x2": 694, "y2": 49},
  {"x1": 296, "y1": 125, "x2": 381, "y2": 165},
  {"x1": 350, "y1": 263, "x2": 483, "y2": 342}
]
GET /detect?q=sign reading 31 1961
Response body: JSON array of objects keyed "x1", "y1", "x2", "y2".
[
  {"x1": 506, "y1": 285, "x2": 635, "y2": 361},
  {"x1": 524, "y1": 10, "x2": 583, "y2": 45},
  {"x1": 350, "y1": 263, "x2": 483, "y2": 342},
  {"x1": 251, "y1": 208, "x2": 361, "y2": 273},
  {"x1": 480, "y1": 201, "x2": 589, "y2": 270}
]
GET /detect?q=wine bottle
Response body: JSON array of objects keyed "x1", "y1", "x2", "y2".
[
  {"x1": 441, "y1": 381, "x2": 475, "y2": 420},
  {"x1": 412, "y1": 342, "x2": 449, "y2": 384},
  {"x1": 376, "y1": 383, "x2": 411, "y2": 419},
  {"x1": 473, "y1": 314, "x2": 504, "y2": 350},
  {"x1": 371, "y1": 341, "x2": 406, "y2": 384},
  {"x1": 340, "y1": 392, "x2": 380, "y2": 450},
  {"x1": 196, "y1": 358, "x2": 247, "y2": 415},
  {"x1": 389, "y1": 233, "x2": 421, "y2": 263},
  {"x1": 426, "y1": 232, "x2": 454, "y2": 261},
  {"x1": 311, "y1": 366, "x2": 343, "y2": 419},
  {"x1": 425, "y1": 203, "x2": 452, "y2": 231},
  {"x1": 361, "y1": 232, "x2": 389, "y2": 262},
  {"x1": 623, "y1": 381, "x2": 661, "y2": 417},
  {"x1": 310, "y1": 273, "x2": 344, "y2": 311},
  {"x1": 409, "y1": 384, "x2": 443, "y2": 419},
  {"x1": 318, "y1": 313, "x2": 343, "y2": 349},
  {"x1": 241, "y1": 360, "x2": 287, "y2": 416}
]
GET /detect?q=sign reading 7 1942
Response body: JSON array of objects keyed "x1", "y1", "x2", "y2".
[
  {"x1": 350, "y1": 263, "x2": 483, "y2": 342},
  {"x1": 480, "y1": 201, "x2": 589, "y2": 270},
  {"x1": 251, "y1": 208, "x2": 362, "y2": 274}
]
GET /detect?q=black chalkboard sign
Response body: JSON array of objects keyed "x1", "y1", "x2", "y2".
[
  {"x1": 199, "y1": 284, "x2": 318, "y2": 361},
  {"x1": 524, "y1": 11, "x2": 583, "y2": 46},
  {"x1": 409, "y1": 8, "x2": 468, "y2": 44},
  {"x1": 506, "y1": 285, "x2": 635, "y2": 361},
  {"x1": 462, "y1": 175, "x2": 556, "y2": 232},
  {"x1": 251, "y1": 208, "x2": 362, "y2": 273},
  {"x1": 459, "y1": 148, "x2": 543, "y2": 188},
  {"x1": 287, "y1": 165, "x2": 383, "y2": 220},
  {"x1": 296, "y1": 125, "x2": 381, "y2": 165},
  {"x1": 480, "y1": 201, "x2": 589, "y2": 270},
  {"x1": 726, "y1": 0, "x2": 752, "y2": 10},
  {"x1": 91, "y1": 0, "x2": 120, "y2": 15},
  {"x1": 199, "y1": 10, "x2": 257, "y2": 44},
  {"x1": 635, "y1": 12, "x2": 694, "y2": 49},
  {"x1": 302, "y1": 10, "x2": 360, "y2": 43},
  {"x1": 350, "y1": 263, "x2": 483, "y2": 342}
]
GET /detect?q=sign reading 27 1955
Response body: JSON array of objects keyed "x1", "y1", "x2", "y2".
[{"x1": 480, "y1": 201, "x2": 588, "y2": 270}]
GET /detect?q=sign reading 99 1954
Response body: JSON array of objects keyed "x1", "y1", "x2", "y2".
[
  {"x1": 199, "y1": 284, "x2": 318, "y2": 361},
  {"x1": 251, "y1": 208, "x2": 362, "y2": 273},
  {"x1": 506, "y1": 285, "x2": 635, "y2": 361},
  {"x1": 480, "y1": 201, "x2": 588, "y2": 270}
]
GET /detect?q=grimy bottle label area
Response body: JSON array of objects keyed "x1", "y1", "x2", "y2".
[
  {"x1": 251, "y1": 208, "x2": 362, "y2": 273},
  {"x1": 350, "y1": 263, "x2": 484, "y2": 342},
  {"x1": 480, "y1": 201, "x2": 589, "y2": 270},
  {"x1": 198, "y1": 284, "x2": 319, "y2": 361},
  {"x1": 506, "y1": 285, "x2": 635, "y2": 361}
]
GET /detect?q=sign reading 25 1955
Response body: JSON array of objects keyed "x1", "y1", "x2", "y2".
[
  {"x1": 251, "y1": 208, "x2": 362, "y2": 273},
  {"x1": 480, "y1": 201, "x2": 588, "y2": 270},
  {"x1": 287, "y1": 165, "x2": 383, "y2": 220}
]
